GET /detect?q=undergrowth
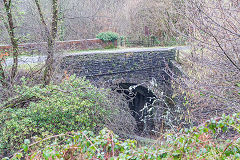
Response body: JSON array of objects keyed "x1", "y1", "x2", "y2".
[
  {"x1": 4, "y1": 112, "x2": 240, "y2": 159},
  {"x1": 0, "y1": 76, "x2": 134, "y2": 157}
]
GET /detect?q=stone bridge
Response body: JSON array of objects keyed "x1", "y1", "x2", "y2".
[
  {"x1": 60, "y1": 48, "x2": 176, "y2": 85},
  {"x1": 60, "y1": 47, "x2": 178, "y2": 133}
]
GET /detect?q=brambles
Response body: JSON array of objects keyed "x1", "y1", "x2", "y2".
[
  {"x1": 5, "y1": 113, "x2": 240, "y2": 159},
  {"x1": 0, "y1": 75, "x2": 135, "y2": 156}
]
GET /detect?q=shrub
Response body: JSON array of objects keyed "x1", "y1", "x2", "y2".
[
  {"x1": 7, "y1": 113, "x2": 240, "y2": 160},
  {"x1": 96, "y1": 32, "x2": 119, "y2": 42},
  {"x1": 0, "y1": 76, "x2": 134, "y2": 156}
]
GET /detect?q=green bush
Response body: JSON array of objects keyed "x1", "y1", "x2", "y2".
[
  {"x1": 0, "y1": 76, "x2": 116, "y2": 155},
  {"x1": 7, "y1": 113, "x2": 240, "y2": 159},
  {"x1": 96, "y1": 32, "x2": 119, "y2": 42}
]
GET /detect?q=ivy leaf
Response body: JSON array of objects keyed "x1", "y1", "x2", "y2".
[
  {"x1": 16, "y1": 153, "x2": 23, "y2": 159},
  {"x1": 236, "y1": 83, "x2": 240, "y2": 87},
  {"x1": 23, "y1": 144, "x2": 28, "y2": 153}
]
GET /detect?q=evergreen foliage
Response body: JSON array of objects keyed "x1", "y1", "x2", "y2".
[{"x1": 96, "y1": 32, "x2": 119, "y2": 42}]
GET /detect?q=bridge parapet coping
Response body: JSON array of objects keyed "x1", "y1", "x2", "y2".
[{"x1": 62, "y1": 47, "x2": 176, "y2": 57}]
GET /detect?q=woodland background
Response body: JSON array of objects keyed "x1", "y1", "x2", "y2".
[{"x1": 0, "y1": 0, "x2": 239, "y2": 159}]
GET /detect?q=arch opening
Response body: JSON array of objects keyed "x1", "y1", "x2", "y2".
[{"x1": 116, "y1": 83, "x2": 156, "y2": 134}]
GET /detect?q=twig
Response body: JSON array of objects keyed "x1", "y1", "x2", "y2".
[
  {"x1": 11, "y1": 132, "x2": 71, "y2": 159},
  {"x1": 220, "y1": 136, "x2": 240, "y2": 158}
]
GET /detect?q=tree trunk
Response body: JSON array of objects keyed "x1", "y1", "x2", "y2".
[
  {"x1": 43, "y1": 0, "x2": 58, "y2": 85},
  {"x1": 0, "y1": 63, "x2": 7, "y2": 87},
  {"x1": 2, "y1": 0, "x2": 19, "y2": 84},
  {"x1": 43, "y1": 38, "x2": 54, "y2": 85},
  {"x1": 34, "y1": 0, "x2": 58, "y2": 85}
]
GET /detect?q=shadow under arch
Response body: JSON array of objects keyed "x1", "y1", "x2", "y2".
[{"x1": 115, "y1": 83, "x2": 156, "y2": 134}]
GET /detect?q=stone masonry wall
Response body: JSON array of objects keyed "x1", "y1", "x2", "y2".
[{"x1": 60, "y1": 48, "x2": 176, "y2": 85}]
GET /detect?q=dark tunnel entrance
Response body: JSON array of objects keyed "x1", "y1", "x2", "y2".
[{"x1": 116, "y1": 83, "x2": 156, "y2": 134}]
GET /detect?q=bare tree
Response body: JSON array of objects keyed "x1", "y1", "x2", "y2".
[
  {"x1": 59, "y1": 0, "x2": 126, "y2": 40},
  {"x1": 34, "y1": 0, "x2": 59, "y2": 85},
  {"x1": 0, "y1": 0, "x2": 19, "y2": 86},
  {"x1": 113, "y1": 0, "x2": 187, "y2": 46},
  {"x1": 174, "y1": 0, "x2": 240, "y2": 122}
]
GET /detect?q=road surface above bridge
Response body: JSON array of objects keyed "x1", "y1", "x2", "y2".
[{"x1": 4, "y1": 46, "x2": 189, "y2": 66}]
